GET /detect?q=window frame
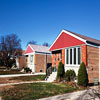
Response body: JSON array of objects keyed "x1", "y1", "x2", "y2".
[
  {"x1": 65, "y1": 46, "x2": 81, "y2": 66},
  {"x1": 30, "y1": 55, "x2": 33, "y2": 64}
]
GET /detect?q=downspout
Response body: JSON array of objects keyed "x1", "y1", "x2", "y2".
[{"x1": 45, "y1": 53, "x2": 47, "y2": 75}]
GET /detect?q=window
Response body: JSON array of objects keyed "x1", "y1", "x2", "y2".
[
  {"x1": 74, "y1": 48, "x2": 76, "y2": 64},
  {"x1": 66, "y1": 49, "x2": 69, "y2": 64},
  {"x1": 66, "y1": 47, "x2": 81, "y2": 65},
  {"x1": 78, "y1": 48, "x2": 81, "y2": 64},
  {"x1": 30, "y1": 55, "x2": 33, "y2": 64},
  {"x1": 70, "y1": 49, "x2": 72, "y2": 64}
]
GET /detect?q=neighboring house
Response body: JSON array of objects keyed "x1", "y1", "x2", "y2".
[
  {"x1": 16, "y1": 50, "x2": 26, "y2": 69},
  {"x1": 49, "y1": 29, "x2": 100, "y2": 84},
  {"x1": 25, "y1": 44, "x2": 52, "y2": 73}
]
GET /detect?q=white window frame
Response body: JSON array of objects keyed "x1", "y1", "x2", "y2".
[
  {"x1": 65, "y1": 46, "x2": 81, "y2": 66},
  {"x1": 30, "y1": 55, "x2": 33, "y2": 64}
]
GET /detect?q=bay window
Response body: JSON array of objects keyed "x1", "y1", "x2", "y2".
[{"x1": 66, "y1": 47, "x2": 81, "y2": 65}]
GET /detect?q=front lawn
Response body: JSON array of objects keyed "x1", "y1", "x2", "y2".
[
  {"x1": 0, "y1": 82, "x2": 81, "y2": 100},
  {"x1": 10, "y1": 75, "x2": 46, "y2": 81},
  {"x1": 0, "y1": 69, "x2": 24, "y2": 75},
  {"x1": 0, "y1": 75, "x2": 46, "y2": 84}
]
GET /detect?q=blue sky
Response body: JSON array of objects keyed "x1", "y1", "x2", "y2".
[{"x1": 0, "y1": 0, "x2": 100, "y2": 50}]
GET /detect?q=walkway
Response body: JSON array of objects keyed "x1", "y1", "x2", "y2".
[
  {"x1": 39, "y1": 90, "x2": 87, "y2": 100},
  {"x1": 0, "y1": 73, "x2": 45, "y2": 78},
  {"x1": 0, "y1": 81, "x2": 48, "y2": 87}
]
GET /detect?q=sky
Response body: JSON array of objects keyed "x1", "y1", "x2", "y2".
[{"x1": 0, "y1": 0, "x2": 100, "y2": 50}]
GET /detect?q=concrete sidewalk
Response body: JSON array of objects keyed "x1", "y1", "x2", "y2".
[
  {"x1": 39, "y1": 90, "x2": 87, "y2": 100},
  {"x1": 0, "y1": 73, "x2": 45, "y2": 78},
  {"x1": 0, "y1": 81, "x2": 48, "y2": 87}
]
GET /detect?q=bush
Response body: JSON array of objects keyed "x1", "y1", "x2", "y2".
[
  {"x1": 57, "y1": 61, "x2": 65, "y2": 81},
  {"x1": 24, "y1": 67, "x2": 32, "y2": 73},
  {"x1": 65, "y1": 69, "x2": 76, "y2": 82},
  {"x1": 78, "y1": 62, "x2": 88, "y2": 87}
]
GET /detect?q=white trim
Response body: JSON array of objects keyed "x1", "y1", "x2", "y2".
[
  {"x1": 49, "y1": 29, "x2": 86, "y2": 51},
  {"x1": 99, "y1": 46, "x2": 100, "y2": 82},
  {"x1": 29, "y1": 44, "x2": 35, "y2": 51},
  {"x1": 65, "y1": 46, "x2": 81, "y2": 66},
  {"x1": 24, "y1": 52, "x2": 34, "y2": 55},
  {"x1": 72, "y1": 48, "x2": 74, "y2": 64},
  {"x1": 35, "y1": 52, "x2": 51, "y2": 55},
  {"x1": 68, "y1": 49, "x2": 70, "y2": 64},
  {"x1": 24, "y1": 44, "x2": 34, "y2": 55},
  {"x1": 63, "y1": 30, "x2": 86, "y2": 42},
  {"x1": 51, "y1": 44, "x2": 84, "y2": 52},
  {"x1": 76, "y1": 47, "x2": 78, "y2": 65}
]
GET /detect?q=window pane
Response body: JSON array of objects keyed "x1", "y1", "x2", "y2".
[
  {"x1": 66, "y1": 49, "x2": 69, "y2": 64},
  {"x1": 30, "y1": 55, "x2": 33, "y2": 63},
  {"x1": 70, "y1": 49, "x2": 72, "y2": 64},
  {"x1": 78, "y1": 48, "x2": 81, "y2": 64},
  {"x1": 74, "y1": 48, "x2": 76, "y2": 64}
]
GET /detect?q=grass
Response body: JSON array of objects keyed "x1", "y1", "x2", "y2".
[
  {"x1": 10, "y1": 75, "x2": 46, "y2": 81},
  {"x1": 0, "y1": 82, "x2": 81, "y2": 100}
]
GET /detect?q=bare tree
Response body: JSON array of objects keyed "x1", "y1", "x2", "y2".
[
  {"x1": 0, "y1": 34, "x2": 22, "y2": 68},
  {"x1": 27, "y1": 40, "x2": 37, "y2": 46},
  {"x1": 42, "y1": 42, "x2": 49, "y2": 47}
]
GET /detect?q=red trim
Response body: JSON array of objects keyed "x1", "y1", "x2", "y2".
[
  {"x1": 49, "y1": 32, "x2": 85, "y2": 51},
  {"x1": 25, "y1": 45, "x2": 34, "y2": 54}
]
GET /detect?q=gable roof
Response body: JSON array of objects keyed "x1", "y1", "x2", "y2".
[
  {"x1": 49, "y1": 29, "x2": 100, "y2": 51},
  {"x1": 25, "y1": 44, "x2": 51, "y2": 54},
  {"x1": 25, "y1": 45, "x2": 34, "y2": 54},
  {"x1": 66, "y1": 30, "x2": 100, "y2": 45}
]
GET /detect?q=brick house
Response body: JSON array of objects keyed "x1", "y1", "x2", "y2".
[
  {"x1": 16, "y1": 50, "x2": 26, "y2": 69},
  {"x1": 25, "y1": 44, "x2": 52, "y2": 73},
  {"x1": 49, "y1": 29, "x2": 100, "y2": 83}
]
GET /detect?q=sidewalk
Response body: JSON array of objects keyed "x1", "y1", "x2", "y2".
[
  {"x1": 0, "y1": 81, "x2": 48, "y2": 87},
  {"x1": 39, "y1": 90, "x2": 87, "y2": 100},
  {"x1": 0, "y1": 73, "x2": 45, "y2": 78}
]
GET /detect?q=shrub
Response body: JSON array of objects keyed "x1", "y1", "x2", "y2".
[
  {"x1": 78, "y1": 62, "x2": 88, "y2": 87},
  {"x1": 24, "y1": 67, "x2": 32, "y2": 73},
  {"x1": 57, "y1": 61, "x2": 65, "y2": 81},
  {"x1": 65, "y1": 69, "x2": 76, "y2": 82}
]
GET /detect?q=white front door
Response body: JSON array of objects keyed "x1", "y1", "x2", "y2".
[{"x1": 28, "y1": 55, "x2": 35, "y2": 73}]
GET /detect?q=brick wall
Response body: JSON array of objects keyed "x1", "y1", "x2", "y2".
[
  {"x1": 62, "y1": 49, "x2": 65, "y2": 65},
  {"x1": 81, "y1": 45, "x2": 87, "y2": 66},
  {"x1": 87, "y1": 46, "x2": 99, "y2": 83},
  {"x1": 18, "y1": 56, "x2": 26, "y2": 69},
  {"x1": 52, "y1": 49, "x2": 65, "y2": 68},
  {"x1": 52, "y1": 50, "x2": 62, "y2": 68},
  {"x1": 35, "y1": 54, "x2": 52, "y2": 73}
]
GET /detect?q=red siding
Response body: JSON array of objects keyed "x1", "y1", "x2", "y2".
[
  {"x1": 25, "y1": 45, "x2": 34, "y2": 54},
  {"x1": 50, "y1": 32, "x2": 85, "y2": 51}
]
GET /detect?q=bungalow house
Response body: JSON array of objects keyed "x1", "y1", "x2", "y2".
[
  {"x1": 25, "y1": 44, "x2": 52, "y2": 73},
  {"x1": 49, "y1": 29, "x2": 100, "y2": 84}
]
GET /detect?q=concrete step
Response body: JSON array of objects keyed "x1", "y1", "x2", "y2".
[{"x1": 46, "y1": 72, "x2": 57, "y2": 82}]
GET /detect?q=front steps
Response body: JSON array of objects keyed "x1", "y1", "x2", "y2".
[{"x1": 46, "y1": 72, "x2": 57, "y2": 82}]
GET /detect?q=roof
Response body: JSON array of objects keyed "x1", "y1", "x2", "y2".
[
  {"x1": 29, "y1": 44, "x2": 51, "y2": 54},
  {"x1": 49, "y1": 29, "x2": 100, "y2": 51},
  {"x1": 65, "y1": 30, "x2": 100, "y2": 45}
]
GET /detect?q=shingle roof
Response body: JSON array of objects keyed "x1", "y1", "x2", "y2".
[
  {"x1": 66, "y1": 30, "x2": 100, "y2": 45},
  {"x1": 30, "y1": 44, "x2": 51, "y2": 53}
]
